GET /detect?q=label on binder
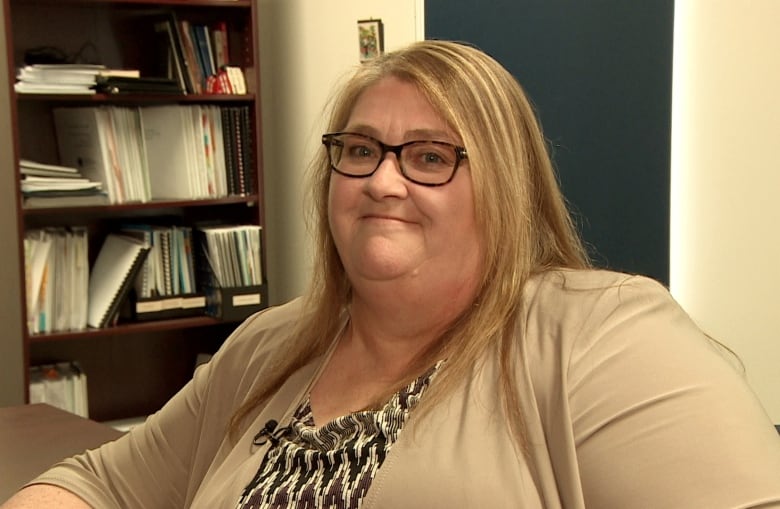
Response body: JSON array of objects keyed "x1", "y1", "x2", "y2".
[{"x1": 233, "y1": 293, "x2": 261, "y2": 307}]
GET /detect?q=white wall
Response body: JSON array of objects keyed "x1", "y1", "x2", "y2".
[
  {"x1": 257, "y1": 0, "x2": 422, "y2": 304},
  {"x1": 671, "y1": 0, "x2": 780, "y2": 422}
]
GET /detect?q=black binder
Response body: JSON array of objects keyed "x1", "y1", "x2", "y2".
[{"x1": 94, "y1": 76, "x2": 182, "y2": 95}]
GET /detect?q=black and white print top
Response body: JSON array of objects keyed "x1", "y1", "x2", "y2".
[{"x1": 236, "y1": 362, "x2": 442, "y2": 509}]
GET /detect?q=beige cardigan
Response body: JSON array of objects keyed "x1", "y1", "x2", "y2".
[{"x1": 32, "y1": 270, "x2": 780, "y2": 508}]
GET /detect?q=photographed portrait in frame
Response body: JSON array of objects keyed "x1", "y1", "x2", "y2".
[{"x1": 357, "y1": 19, "x2": 384, "y2": 62}]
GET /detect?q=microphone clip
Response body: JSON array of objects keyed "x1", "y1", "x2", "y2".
[{"x1": 252, "y1": 419, "x2": 290, "y2": 446}]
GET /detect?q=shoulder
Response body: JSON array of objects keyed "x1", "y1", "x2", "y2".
[
  {"x1": 520, "y1": 268, "x2": 705, "y2": 383},
  {"x1": 217, "y1": 297, "x2": 306, "y2": 358},
  {"x1": 522, "y1": 268, "x2": 676, "y2": 337},
  {"x1": 524, "y1": 268, "x2": 669, "y2": 308},
  {"x1": 518, "y1": 274, "x2": 780, "y2": 507},
  {"x1": 196, "y1": 298, "x2": 305, "y2": 389}
]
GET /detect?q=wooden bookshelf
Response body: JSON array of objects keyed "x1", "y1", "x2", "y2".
[
  {"x1": 26, "y1": 315, "x2": 225, "y2": 343},
  {"x1": 16, "y1": 92, "x2": 256, "y2": 103},
  {"x1": 0, "y1": 0, "x2": 266, "y2": 420}
]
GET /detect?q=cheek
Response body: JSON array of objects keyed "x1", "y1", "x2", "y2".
[
  {"x1": 327, "y1": 180, "x2": 340, "y2": 238},
  {"x1": 438, "y1": 183, "x2": 482, "y2": 252},
  {"x1": 327, "y1": 177, "x2": 355, "y2": 244}
]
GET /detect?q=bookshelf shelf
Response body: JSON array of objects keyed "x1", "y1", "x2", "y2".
[
  {"x1": 22, "y1": 194, "x2": 260, "y2": 215},
  {"x1": 2, "y1": 0, "x2": 266, "y2": 419},
  {"x1": 11, "y1": 0, "x2": 251, "y2": 8},
  {"x1": 26, "y1": 315, "x2": 227, "y2": 343},
  {"x1": 16, "y1": 92, "x2": 257, "y2": 103}
]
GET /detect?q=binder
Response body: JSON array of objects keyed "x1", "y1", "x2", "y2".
[
  {"x1": 239, "y1": 105, "x2": 254, "y2": 194},
  {"x1": 87, "y1": 234, "x2": 151, "y2": 328},
  {"x1": 119, "y1": 224, "x2": 155, "y2": 299},
  {"x1": 141, "y1": 105, "x2": 199, "y2": 199},
  {"x1": 94, "y1": 76, "x2": 182, "y2": 95},
  {"x1": 53, "y1": 107, "x2": 118, "y2": 203}
]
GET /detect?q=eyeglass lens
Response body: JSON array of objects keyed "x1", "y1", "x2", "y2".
[{"x1": 326, "y1": 133, "x2": 461, "y2": 186}]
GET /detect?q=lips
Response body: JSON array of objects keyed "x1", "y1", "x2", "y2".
[{"x1": 362, "y1": 214, "x2": 410, "y2": 224}]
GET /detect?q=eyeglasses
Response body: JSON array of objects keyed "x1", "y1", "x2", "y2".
[{"x1": 321, "y1": 132, "x2": 468, "y2": 187}]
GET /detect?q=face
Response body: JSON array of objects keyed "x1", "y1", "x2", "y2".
[{"x1": 328, "y1": 76, "x2": 483, "y2": 294}]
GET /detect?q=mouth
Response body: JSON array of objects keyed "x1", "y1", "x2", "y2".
[{"x1": 362, "y1": 214, "x2": 411, "y2": 224}]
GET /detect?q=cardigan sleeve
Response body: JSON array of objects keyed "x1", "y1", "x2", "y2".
[
  {"x1": 25, "y1": 308, "x2": 276, "y2": 509},
  {"x1": 565, "y1": 276, "x2": 780, "y2": 508}
]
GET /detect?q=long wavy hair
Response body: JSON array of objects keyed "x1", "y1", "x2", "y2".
[{"x1": 229, "y1": 40, "x2": 590, "y2": 452}]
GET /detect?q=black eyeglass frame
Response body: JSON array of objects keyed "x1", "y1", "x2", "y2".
[{"x1": 321, "y1": 132, "x2": 468, "y2": 187}]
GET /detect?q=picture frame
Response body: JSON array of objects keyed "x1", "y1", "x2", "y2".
[{"x1": 357, "y1": 19, "x2": 384, "y2": 62}]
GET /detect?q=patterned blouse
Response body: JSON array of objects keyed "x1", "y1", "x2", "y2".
[{"x1": 236, "y1": 362, "x2": 442, "y2": 509}]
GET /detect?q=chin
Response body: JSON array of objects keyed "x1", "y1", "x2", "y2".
[{"x1": 349, "y1": 253, "x2": 418, "y2": 283}]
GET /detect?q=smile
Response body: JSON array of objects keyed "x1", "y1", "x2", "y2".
[{"x1": 361, "y1": 215, "x2": 415, "y2": 227}]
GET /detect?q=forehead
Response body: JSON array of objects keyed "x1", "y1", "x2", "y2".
[{"x1": 345, "y1": 77, "x2": 455, "y2": 138}]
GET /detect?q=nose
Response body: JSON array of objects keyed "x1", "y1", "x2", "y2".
[{"x1": 365, "y1": 152, "x2": 408, "y2": 198}]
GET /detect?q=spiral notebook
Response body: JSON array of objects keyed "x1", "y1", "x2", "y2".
[{"x1": 87, "y1": 234, "x2": 151, "y2": 328}]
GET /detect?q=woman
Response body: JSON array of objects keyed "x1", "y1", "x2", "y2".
[{"x1": 5, "y1": 40, "x2": 780, "y2": 508}]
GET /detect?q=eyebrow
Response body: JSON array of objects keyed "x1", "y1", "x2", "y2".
[{"x1": 344, "y1": 124, "x2": 458, "y2": 143}]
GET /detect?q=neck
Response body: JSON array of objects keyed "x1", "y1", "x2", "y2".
[{"x1": 346, "y1": 272, "x2": 478, "y2": 371}]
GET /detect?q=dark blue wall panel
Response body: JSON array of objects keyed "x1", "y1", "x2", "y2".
[{"x1": 426, "y1": 1, "x2": 673, "y2": 284}]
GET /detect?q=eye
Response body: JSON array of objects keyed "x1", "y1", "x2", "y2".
[
  {"x1": 422, "y1": 152, "x2": 445, "y2": 164},
  {"x1": 350, "y1": 145, "x2": 374, "y2": 158},
  {"x1": 407, "y1": 143, "x2": 454, "y2": 169},
  {"x1": 342, "y1": 136, "x2": 378, "y2": 160}
]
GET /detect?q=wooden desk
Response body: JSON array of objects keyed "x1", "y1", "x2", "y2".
[{"x1": 0, "y1": 404, "x2": 124, "y2": 503}]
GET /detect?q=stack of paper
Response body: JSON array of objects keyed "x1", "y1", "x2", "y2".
[
  {"x1": 29, "y1": 362, "x2": 89, "y2": 418},
  {"x1": 20, "y1": 159, "x2": 108, "y2": 208},
  {"x1": 15, "y1": 64, "x2": 139, "y2": 94},
  {"x1": 51, "y1": 104, "x2": 253, "y2": 203},
  {"x1": 120, "y1": 224, "x2": 197, "y2": 298},
  {"x1": 53, "y1": 107, "x2": 152, "y2": 204},
  {"x1": 198, "y1": 224, "x2": 263, "y2": 287},
  {"x1": 21, "y1": 175, "x2": 101, "y2": 193},
  {"x1": 21, "y1": 159, "x2": 82, "y2": 179},
  {"x1": 141, "y1": 104, "x2": 230, "y2": 199},
  {"x1": 24, "y1": 228, "x2": 89, "y2": 334}
]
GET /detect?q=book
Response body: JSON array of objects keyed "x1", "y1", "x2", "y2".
[
  {"x1": 20, "y1": 159, "x2": 81, "y2": 176},
  {"x1": 225, "y1": 66, "x2": 246, "y2": 94},
  {"x1": 159, "y1": 228, "x2": 173, "y2": 296},
  {"x1": 239, "y1": 105, "x2": 254, "y2": 194},
  {"x1": 24, "y1": 228, "x2": 89, "y2": 333},
  {"x1": 178, "y1": 19, "x2": 205, "y2": 94},
  {"x1": 228, "y1": 107, "x2": 246, "y2": 195},
  {"x1": 195, "y1": 24, "x2": 216, "y2": 80},
  {"x1": 221, "y1": 107, "x2": 237, "y2": 195},
  {"x1": 152, "y1": 13, "x2": 193, "y2": 94},
  {"x1": 87, "y1": 234, "x2": 151, "y2": 328},
  {"x1": 211, "y1": 21, "x2": 229, "y2": 69},
  {"x1": 119, "y1": 224, "x2": 155, "y2": 299},
  {"x1": 190, "y1": 24, "x2": 213, "y2": 86}
]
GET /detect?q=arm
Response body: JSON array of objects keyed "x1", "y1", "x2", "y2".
[
  {"x1": 2, "y1": 484, "x2": 91, "y2": 508},
  {"x1": 568, "y1": 277, "x2": 780, "y2": 508},
  {"x1": 2, "y1": 311, "x2": 268, "y2": 508}
]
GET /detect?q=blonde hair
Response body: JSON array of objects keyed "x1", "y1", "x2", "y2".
[{"x1": 229, "y1": 40, "x2": 589, "y2": 452}]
